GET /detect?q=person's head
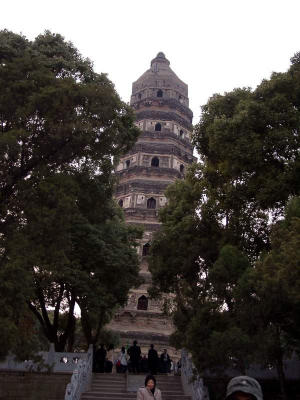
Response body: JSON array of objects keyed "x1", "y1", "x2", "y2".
[
  {"x1": 225, "y1": 376, "x2": 263, "y2": 400},
  {"x1": 133, "y1": 340, "x2": 137, "y2": 345},
  {"x1": 150, "y1": 344, "x2": 154, "y2": 349},
  {"x1": 145, "y1": 374, "x2": 156, "y2": 391},
  {"x1": 163, "y1": 349, "x2": 167, "y2": 353},
  {"x1": 121, "y1": 346, "x2": 125, "y2": 352}
]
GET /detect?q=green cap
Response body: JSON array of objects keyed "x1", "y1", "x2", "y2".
[{"x1": 225, "y1": 376, "x2": 263, "y2": 400}]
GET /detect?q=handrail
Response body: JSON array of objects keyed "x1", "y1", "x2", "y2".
[
  {"x1": 181, "y1": 349, "x2": 209, "y2": 400},
  {"x1": 64, "y1": 344, "x2": 93, "y2": 400}
]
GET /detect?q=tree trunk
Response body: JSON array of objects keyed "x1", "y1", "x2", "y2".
[
  {"x1": 80, "y1": 305, "x2": 93, "y2": 345},
  {"x1": 276, "y1": 358, "x2": 287, "y2": 400},
  {"x1": 56, "y1": 294, "x2": 76, "y2": 352},
  {"x1": 275, "y1": 326, "x2": 287, "y2": 400}
]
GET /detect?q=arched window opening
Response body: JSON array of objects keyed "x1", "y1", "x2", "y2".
[
  {"x1": 118, "y1": 199, "x2": 123, "y2": 208},
  {"x1": 147, "y1": 197, "x2": 156, "y2": 209},
  {"x1": 126, "y1": 160, "x2": 130, "y2": 168},
  {"x1": 155, "y1": 123, "x2": 161, "y2": 132},
  {"x1": 137, "y1": 295, "x2": 148, "y2": 310},
  {"x1": 157, "y1": 89, "x2": 163, "y2": 98},
  {"x1": 151, "y1": 157, "x2": 159, "y2": 167},
  {"x1": 142, "y1": 242, "x2": 150, "y2": 256},
  {"x1": 179, "y1": 130, "x2": 184, "y2": 137},
  {"x1": 180, "y1": 164, "x2": 185, "y2": 173}
]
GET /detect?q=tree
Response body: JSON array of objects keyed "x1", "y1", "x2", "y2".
[
  {"x1": 1, "y1": 167, "x2": 142, "y2": 353},
  {"x1": 149, "y1": 173, "x2": 255, "y2": 374},
  {"x1": 0, "y1": 30, "x2": 141, "y2": 356},
  {"x1": 149, "y1": 52, "x2": 300, "y2": 398},
  {"x1": 0, "y1": 29, "x2": 139, "y2": 224},
  {"x1": 247, "y1": 198, "x2": 300, "y2": 399}
]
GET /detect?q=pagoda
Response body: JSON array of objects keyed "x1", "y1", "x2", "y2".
[{"x1": 107, "y1": 53, "x2": 195, "y2": 356}]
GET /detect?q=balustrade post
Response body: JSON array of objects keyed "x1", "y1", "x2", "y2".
[
  {"x1": 47, "y1": 343, "x2": 55, "y2": 370},
  {"x1": 180, "y1": 349, "x2": 210, "y2": 400},
  {"x1": 64, "y1": 346, "x2": 93, "y2": 400}
]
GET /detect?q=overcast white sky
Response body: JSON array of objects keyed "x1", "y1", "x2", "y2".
[{"x1": 2, "y1": 0, "x2": 300, "y2": 123}]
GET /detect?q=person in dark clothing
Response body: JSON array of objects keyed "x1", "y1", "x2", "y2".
[
  {"x1": 127, "y1": 340, "x2": 141, "y2": 373},
  {"x1": 94, "y1": 344, "x2": 106, "y2": 373},
  {"x1": 160, "y1": 349, "x2": 171, "y2": 373},
  {"x1": 141, "y1": 355, "x2": 148, "y2": 373},
  {"x1": 148, "y1": 344, "x2": 159, "y2": 375}
]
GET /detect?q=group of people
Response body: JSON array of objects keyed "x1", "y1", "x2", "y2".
[
  {"x1": 94, "y1": 342, "x2": 264, "y2": 400},
  {"x1": 126, "y1": 341, "x2": 172, "y2": 374},
  {"x1": 137, "y1": 374, "x2": 263, "y2": 400},
  {"x1": 93, "y1": 341, "x2": 173, "y2": 375},
  {"x1": 94, "y1": 344, "x2": 113, "y2": 373}
]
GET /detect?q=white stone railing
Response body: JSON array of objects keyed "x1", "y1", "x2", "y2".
[
  {"x1": 0, "y1": 344, "x2": 89, "y2": 373},
  {"x1": 181, "y1": 349, "x2": 209, "y2": 400},
  {"x1": 64, "y1": 344, "x2": 93, "y2": 400}
]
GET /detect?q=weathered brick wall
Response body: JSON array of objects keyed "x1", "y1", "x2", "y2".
[{"x1": 0, "y1": 371, "x2": 70, "y2": 400}]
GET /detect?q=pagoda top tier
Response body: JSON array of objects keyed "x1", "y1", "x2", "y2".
[{"x1": 131, "y1": 52, "x2": 189, "y2": 100}]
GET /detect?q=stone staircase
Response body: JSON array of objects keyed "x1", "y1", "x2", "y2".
[{"x1": 81, "y1": 374, "x2": 192, "y2": 400}]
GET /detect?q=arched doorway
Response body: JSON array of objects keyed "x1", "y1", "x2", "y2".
[
  {"x1": 147, "y1": 197, "x2": 156, "y2": 209},
  {"x1": 137, "y1": 295, "x2": 148, "y2": 310},
  {"x1": 142, "y1": 242, "x2": 150, "y2": 256},
  {"x1": 155, "y1": 123, "x2": 161, "y2": 131},
  {"x1": 151, "y1": 157, "x2": 159, "y2": 167}
]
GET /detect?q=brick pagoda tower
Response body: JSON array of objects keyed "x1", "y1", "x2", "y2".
[{"x1": 107, "y1": 52, "x2": 195, "y2": 356}]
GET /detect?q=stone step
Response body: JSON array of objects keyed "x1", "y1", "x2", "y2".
[
  {"x1": 92, "y1": 379, "x2": 125, "y2": 384},
  {"x1": 91, "y1": 387, "x2": 126, "y2": 393},
  {"x1": 91, "y1": 384, "x2": 125, "y2": 389},
  {"x1": 88, "y1": 388, "x2": 185, "y2": 395},
  {"x1": 81, "y1": 374, "x2": 191, "y2": 400},
  {"x1": 92, "y1": 375, "x2": 125, "y2": 379},
  {"x1": 82, "y1": 395, "x2": 135, "y2": 400},
  {"x1": 91, "y1": 379, "x2": 125, "y2": 385},
  {"x1": 82, "y1": 395, "x2": 191, "y2": 400}
]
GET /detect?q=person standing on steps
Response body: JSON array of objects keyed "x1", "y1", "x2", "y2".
[
  {"x1": 160, "y1": 349, "x2": 170, "y2": 373},
  {"x1": 148, "y1": 344, "x2": 158, "y2": 375},
  {"x1": 128, "y1": 340, "x2": 141, "y2": 373},
  {"x1": 105, "y1": 344, "x2": 114, "y2": 373},
  {"x1": 117, "y1": 346, "x2": 128, "y2": 373},
  {"x1": 94, "y1": 344, "x2": 106, "y2": 373},
  {"x1": 137, "y1": 374, "x2": 162, "y2": 400},
  {"x1": 225, "y1": 376, "x2": 263, "y2": 400}
]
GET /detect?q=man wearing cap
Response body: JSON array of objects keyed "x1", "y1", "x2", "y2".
[{"x1": 225, "y1": 376, "x2": 263, "y2": 400}]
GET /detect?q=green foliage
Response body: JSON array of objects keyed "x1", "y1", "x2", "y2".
[
  {"x1": 0, "y1": 29, "x2": 139, "y2": 215},
  {"x1": 0, "y1": 30, "x2": 141, "y2": 356},
  {"x1": 149, "y1": 51, "x2": 300, "y2": 397}
]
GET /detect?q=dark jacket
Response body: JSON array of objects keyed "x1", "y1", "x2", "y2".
[{"x1": 128, "y1": 344, "x2": 141, "y2": 361}]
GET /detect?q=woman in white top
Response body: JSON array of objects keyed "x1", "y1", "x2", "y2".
[
  {"x1": 118, "y1": 346, "x2": 128, "y2": 373},
  {"x1": 137, "y1": 375, "x2": 162, "y2": 400}
]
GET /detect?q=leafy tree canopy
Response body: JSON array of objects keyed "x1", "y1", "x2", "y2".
[
  {"x1": 149, "y1": 52, "x2": 300, "y2": 398},
  {"x1": 0, "y1": 30, "x2": 142, "y2": 357},
  {"x1": 0, "y1": 29, "x2": 139, "y2": 218}
]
